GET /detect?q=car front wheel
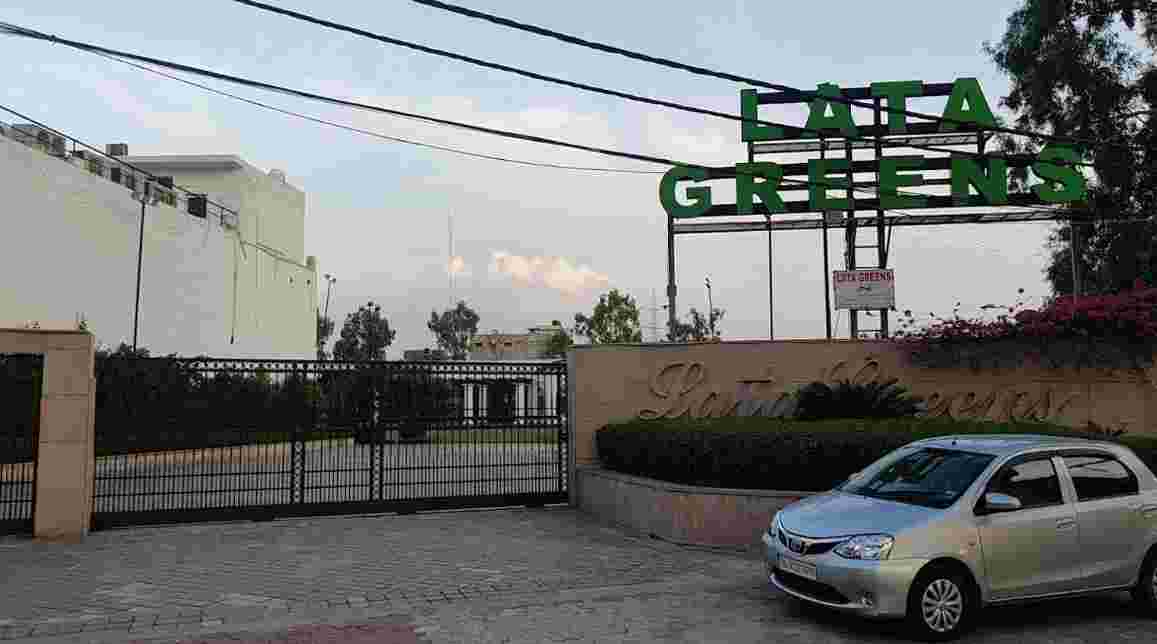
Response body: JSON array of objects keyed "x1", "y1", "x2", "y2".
[
  {"x1": 1132, "y1": 552, "x2": 1157, "y2": 614},
  {"x1": 905, "y1": 565, "x2": 975, "y2": 642}
]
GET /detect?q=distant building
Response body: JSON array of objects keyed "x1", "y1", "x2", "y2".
[
  {"x1": 468, "y1": 321, "x2": 567, "y2": 361},
  {"x1": 402, "y1": 348, "x2": 448, "y2": 361},
  {"x1": 0, "y1": 122, "x2": 317, "y2": 358}
]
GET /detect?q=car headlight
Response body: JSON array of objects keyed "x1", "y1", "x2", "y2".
[{"x1": 834, "y1": 534, "x2": 894, "y2": 560}]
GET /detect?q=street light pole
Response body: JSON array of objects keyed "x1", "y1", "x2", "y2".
[
  {"x1": 131, "y1": 179, "x2": 151, "y2": 354},
  {"x1": 323, "y1": 273, "x2": 336, "y2": 320},
  {"x1": 705, "y1": 276, "x2": 714, "y2": 338},
  {"x1": 319, "y1": 274, "x2": 336, "y2": 358}
]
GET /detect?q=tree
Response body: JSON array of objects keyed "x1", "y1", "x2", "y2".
[
  {"x1": 333, "y1": 301, "x2": 396, "y2": 361},
  {"x1": 985, "y1": 1, "x2": 1157, "y2": 295},
  {"x1": 666, "y1": 307, "x2": 725, "y2": 342},
  {"x1": 427, "y1": 301, "x2": 480, "y2": 360},
  {"x1": 316, "y1": 311, "x2": 335, "y2": 360},
  {"x1": 543, "y1": 328, "x2": 573, "y2": 358},
  {"x1": 573, "y1": 289, "x2": 643, "y2": 344},
  {"x1": 95, "y1": 342, "x2": 151, "y2": 359}
]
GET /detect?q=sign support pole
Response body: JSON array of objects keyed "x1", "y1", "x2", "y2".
[
  {"x1": 844, "y1": 139, "x2": 858, "y2": 339},
  {"x1": 874, "y1": 97, "x2": 889, "y2": 338},
  {"x1": 820, "y1": 139, "x2": 833, "y2": 339},
  {"x1": 750, "y1": 142, "x2": 774, "y2": 340},
  {"x1": 666, "y1": 213, "x2": 677, "y2": 336},
  {"x1": 1071, "y1": 216, "x2": 1080, "y2": 298}
]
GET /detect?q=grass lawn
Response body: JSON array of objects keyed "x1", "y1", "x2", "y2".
[{"x1": 428, "y1": 427, "x2": 561, "y2": 445}]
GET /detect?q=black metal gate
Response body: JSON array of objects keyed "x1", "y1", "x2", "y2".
[
  {"x1": 0, "y1": 354, "x2": 42, "y2": 536},
  {"x1": 91, "y1": 358, "x2": 568, "y2": 529}
]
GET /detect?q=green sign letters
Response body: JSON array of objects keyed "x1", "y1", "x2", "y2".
[{"x1": 661, "y1": 77, "x2": 1087, "y2": 218}]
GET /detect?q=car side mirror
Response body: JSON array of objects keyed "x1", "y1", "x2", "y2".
[
  {"x1": 982, "y1": 492, "x2": 1023, "y2": 514},
  {"x1": 836, "y1": 471, "x2": 862, "y2": 489}
]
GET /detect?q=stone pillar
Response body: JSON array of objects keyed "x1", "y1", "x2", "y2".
[{"x1": 0, "y1": 327, "x2": 95, "y2": 541}]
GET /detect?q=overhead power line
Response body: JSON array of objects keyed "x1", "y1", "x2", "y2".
[
  {"x1": 410, "y1": 0, "x2": 1135, "y2": 153},
  {"x1": 96, "y1": 52, "x2": 662, "y2": 175},
  {"x1": 230, "y1": 0, "x2": 1096, "y2": 169},
  {"x1": 0, "y1": 24, "x2": 679, "y2": 166},
  {"x1": 0, "y1": 21, "x2": 954, "y2": 204},
  {"x1": 97, "y1": 52, "x2": 1056, "y2": 231},
  {"x1": 0, "y1": 103, "x2": 236, "y2": 216}
]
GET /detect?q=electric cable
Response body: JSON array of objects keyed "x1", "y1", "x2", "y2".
[
  {"x1": 409, "y1": 0, "x2": 1141, "y2": 153},
  {"x1": 0, "y1": 21, "x2": 955, "y2": 204},
  {"x1": 232, "y1": 0, "x2": 1098, "y2": 169},
  {"x1": 0, "y1": 21, "x2": 1109, "y2": 222},
  {"x1": 0, "y1": 102, "x2": 237, "y2": 217},
  {"x1": 93, "y1": 51, "x2": 662, "y2": 176}
]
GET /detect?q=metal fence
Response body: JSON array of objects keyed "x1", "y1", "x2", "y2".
[
  {"x1": 91, "y1": 358, "x2": 568, "y2": 529},
  {"x1": 0, "y1": 354, "x2": 42, "y2": 535}
]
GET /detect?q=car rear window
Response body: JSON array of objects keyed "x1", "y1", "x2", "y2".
[{"x1": 1063, "y1": 455, "x2": 1139, "y2": 501}]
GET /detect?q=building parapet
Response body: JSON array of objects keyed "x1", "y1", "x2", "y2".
[{"x1": 0, "y1": 120, "x2": 239, "y2": 229}]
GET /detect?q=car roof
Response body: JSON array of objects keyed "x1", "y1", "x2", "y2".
[{"x1": 908, "y1": 434, "x2": 1122, "y2": 457}]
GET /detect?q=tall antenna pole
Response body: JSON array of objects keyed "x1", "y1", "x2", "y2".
[{"x1": 448, "y1": 212, "x2": 455, "y2": 307}]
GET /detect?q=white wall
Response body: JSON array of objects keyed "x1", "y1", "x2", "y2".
[{"x1": 0, "y1": 136, "x2": 316, "y2": 359}]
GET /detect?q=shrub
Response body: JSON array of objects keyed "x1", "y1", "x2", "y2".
[
  {"x1": 895, "y1": 282, "x2": 1157, "y2": 370},
  {"x1": 596, "y1": 417, "x2": 1157, "y2": 491},
  {"x1": 793, "y1": 378, "x2": 924, "y2": 420}
]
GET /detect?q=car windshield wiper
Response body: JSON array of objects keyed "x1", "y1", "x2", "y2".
[
  {"x1": 857, "y1": 489, "x2": 949, "y2": 506},
  {"x1": 870, "y1": 489, "x2": 944, "y2": 497}
]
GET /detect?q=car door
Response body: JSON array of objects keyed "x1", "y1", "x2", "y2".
[
  {"x1": 975, "y1": 455, "x2": 1083, "y2": 600},
  {"x1": 1059, "y1": 452, "x2": 1146, "y2": 589}
]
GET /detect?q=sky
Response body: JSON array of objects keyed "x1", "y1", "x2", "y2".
[{"x1": 1, "y1": 0, "x2": 1067, "y2": 353}]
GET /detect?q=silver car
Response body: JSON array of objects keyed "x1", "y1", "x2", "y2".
[{"x1": 763, "y1": 434, "x2": 1157, "y2": 641}]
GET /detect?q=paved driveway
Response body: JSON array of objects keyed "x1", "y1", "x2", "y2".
[{"x1": 0, "y1": 508, "x2": 1152, "y2": 643}]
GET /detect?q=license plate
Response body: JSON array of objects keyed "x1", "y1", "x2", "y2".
[{"x1": 779, "y1": 555, "x2": 817, "y2": 581}]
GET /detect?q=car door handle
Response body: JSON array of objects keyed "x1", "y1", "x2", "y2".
[{"x1": 1056, "y1": 518, "x2": 1076, "y2": 531}]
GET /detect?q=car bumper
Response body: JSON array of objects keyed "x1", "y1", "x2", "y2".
[{"x1": 762, "y1": 531, "x2": 925, "y2": 619}]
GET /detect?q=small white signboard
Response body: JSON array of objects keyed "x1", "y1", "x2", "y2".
[{"x1": 833, "y1": 269, "x2": 895, "y2": 310}]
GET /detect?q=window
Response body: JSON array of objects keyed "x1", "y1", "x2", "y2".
[
  {"x1": 985, "y1": 458, "x2": 1063, "y2": 509},
  {"x1": 839, "y1": 447, "x2": 995, "y2": 509},
  {"x1": 1063, "y1": 455, "x2": 1139, "y2": 501}
]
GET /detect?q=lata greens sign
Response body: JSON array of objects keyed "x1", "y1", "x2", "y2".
[{"x1": 659, "y1": 78, "x2": 1087, "y2": 219}]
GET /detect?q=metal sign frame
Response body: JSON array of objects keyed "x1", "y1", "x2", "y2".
[{"x1": 662, "y1": 79, "x2": 1124, "y2": 341}]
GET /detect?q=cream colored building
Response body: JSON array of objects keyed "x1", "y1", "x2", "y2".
[
  {"x1": 468, "y1": 322, "x2": 567, "y2": 361},
  {"x1": 0, "y1": 122, "x2": 318, "y2": 359}
]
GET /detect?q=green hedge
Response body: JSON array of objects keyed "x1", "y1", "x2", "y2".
[{"x1": 596, "y1": 417, "x2": 1157, "y2": 492}]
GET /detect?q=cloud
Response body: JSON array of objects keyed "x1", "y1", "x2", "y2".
[
  {"x1": 491, "y1": 251, "x2": 610, "y2": 296},
  {"x1": 447, "y1": 255, "x2": 469, "y2": 276},
  {"x1": 32, "y1": 62, "x2": 228, "y2": 152}
]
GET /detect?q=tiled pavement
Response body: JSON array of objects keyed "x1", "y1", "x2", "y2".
[
  {"x1": 0, "y1": 508, "x2": 753, "y2": 642},
  {"x1": 2, "y1": 508, "x2": 1155, "y2": 643}
]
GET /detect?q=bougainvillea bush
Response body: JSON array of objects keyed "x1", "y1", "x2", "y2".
[{"x1": 894, "y1": 279, "x2": 1157, "y2": 370}]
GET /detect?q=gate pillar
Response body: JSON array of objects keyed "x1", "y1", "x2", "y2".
[{"x1": 0, "y1": 327, "x2": 95, "y2": 542}]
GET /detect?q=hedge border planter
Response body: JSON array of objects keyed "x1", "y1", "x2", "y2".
[{"x1": 575, "y1": 465, "x2": 815, "y2": 553}]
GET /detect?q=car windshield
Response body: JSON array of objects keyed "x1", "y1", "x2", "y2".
[{"x1": 839, "y1": 447, "x2": 995, "y2": 509}]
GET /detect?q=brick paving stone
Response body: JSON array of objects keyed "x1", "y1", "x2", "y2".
[{"x1": 7, "y1": 509, "x2": 1156, "y2": 644}]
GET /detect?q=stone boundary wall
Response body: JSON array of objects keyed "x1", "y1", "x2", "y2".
[
  {"x1": 575, "y1": 465, "x2": 814, "y2": 553},
  {"x1": 567, "y1": 339, "x2": 1157, "y2": 470}
]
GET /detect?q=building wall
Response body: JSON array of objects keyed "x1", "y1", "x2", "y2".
[
  {"x1": 469, "y1": 324, "x2": 566, "y2": 361},
  {"x1": 469, "y1": 333, "x2": 534, "y2": 361},
  {"x1": 135, "y1": 162, "x2": 314, "y2": 358},
  {"x1": 0, "y1": 135, "x2": 316, "y2": 358}
]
